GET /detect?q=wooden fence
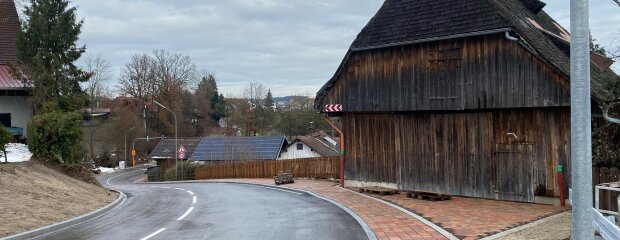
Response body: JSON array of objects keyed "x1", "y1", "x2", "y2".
[
  {"x1": 194, "y1": 156, "x2": 339, "y2": 180},
  {"x1": 594, "y1": 167, "x2": 620, "y2": 212}
]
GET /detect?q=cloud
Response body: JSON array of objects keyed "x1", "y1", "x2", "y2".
[{"x1": 72, "y1": 0, "x2": 619, "y2": 97}]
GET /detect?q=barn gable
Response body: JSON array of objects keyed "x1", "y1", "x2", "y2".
[{"x1": 315, "y1": 0, "x2": 614, "y2": 112}]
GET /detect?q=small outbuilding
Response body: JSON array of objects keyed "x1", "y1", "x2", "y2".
[{"x1": 150, "y1": 138, "x2": 201, "y2": 172}]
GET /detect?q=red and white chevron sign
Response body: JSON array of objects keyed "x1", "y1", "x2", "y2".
[{"x1": 324, "y1": 104, "x2": 342, "y2": 112}]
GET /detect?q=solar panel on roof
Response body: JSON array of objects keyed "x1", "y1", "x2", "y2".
[{"x1": 189, "y1": 136, "x2": 286, "y2": 161}]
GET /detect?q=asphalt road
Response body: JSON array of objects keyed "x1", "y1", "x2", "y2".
[{"x1": 34, "y1": 167, "x2": 368, "y2": 240}]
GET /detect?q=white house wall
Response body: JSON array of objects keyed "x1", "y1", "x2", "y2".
[
  {"x1": 0, "y1": 95, "x2": 33, "y2": 136},
  {"x1": 278, "y1": 142, "x2": 322, "y2": 160}
]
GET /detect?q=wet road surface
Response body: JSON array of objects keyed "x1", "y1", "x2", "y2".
[{"x1": 34, "y1": 167, "x2": 368, "y2": 240}]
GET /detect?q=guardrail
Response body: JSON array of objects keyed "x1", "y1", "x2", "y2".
[
  {"x1": 594, "y1": 208, "x2": 620, "y2": 239},
  {"x1": 594, "y1": 182, "x2": 620, "y2": 239}
]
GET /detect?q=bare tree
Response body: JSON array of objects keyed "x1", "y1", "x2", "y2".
[
  {"x1": 243, "y1": 82, "x2": 266, "y2": 107},
  {"x1": 152, "y1": 50, "x2": 197, "y2": 95},
  {"x1": 613, "y1": 0, "x2": 620, "y2": 7},
  {"x1": 118, "y1": 50, "x2": 197, "y2": 100},
  {"x1": 117, "y1": 54, "x2": 157, "y2": 99},
  {"x1": 83, "y1": 54, "x2": 112, "y2": 105}
]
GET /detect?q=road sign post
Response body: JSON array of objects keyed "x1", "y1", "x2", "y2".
[
  {"x1": 178, "y1": 145, "x2": 186, "y2": 159},
  {"x1": 131, "y1": 149, "x2": 136, "y2": 167},
  {"x1": 178, "y1": 145, "x2": 186, "y2": 180}
]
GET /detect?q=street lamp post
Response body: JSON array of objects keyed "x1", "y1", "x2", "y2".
[
  {"x1": 153, "y1": 100, "x2": 179, "y2": 180},
  {"x1": 124, "y1": 126, "x2": 137, "y2": 167}
]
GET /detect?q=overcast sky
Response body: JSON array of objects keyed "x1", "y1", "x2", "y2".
[{"x1": 69, "y1": 0, "x2": 620, "y2": 97}]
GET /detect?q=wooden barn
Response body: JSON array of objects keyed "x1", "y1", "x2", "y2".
[{"x1": 315, "y1": 0, "x2": 615, "y2": 203}]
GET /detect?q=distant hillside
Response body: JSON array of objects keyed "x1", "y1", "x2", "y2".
[{"x1": 272, "y1": 96, "x2": 310, "y2": 102}]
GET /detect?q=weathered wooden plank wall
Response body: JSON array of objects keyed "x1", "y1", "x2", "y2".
[
  {"x1": 343, "y1": 108, "x2": 570, "y2": 202},
  {"x1": 157, "y1": 159, "x2": 175, "y2": 175},
  {"x1": 193, "y1": 157, "x2": 339, "y2": 180},
  {"x1": 323, "y1": 33, "x2": 570, "y2": 112}
]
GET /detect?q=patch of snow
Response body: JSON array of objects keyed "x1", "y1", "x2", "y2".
[
  {"x1": 0, "y1": 143, "x2": 32, "y2": 163},
  {"x1": 96, "y1": 167, "x2": 116, "y2": 173}
]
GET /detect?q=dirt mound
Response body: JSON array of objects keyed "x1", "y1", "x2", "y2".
[{"x1": 0, "y1": 160, "x2": 118, "y2": 237}]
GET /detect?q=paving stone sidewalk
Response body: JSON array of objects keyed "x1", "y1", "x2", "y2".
[
  {"x1": 209, "y1": 179, "x2": 449, "y2": 240},
  {"x1": 368, "y1": 192, "x2": 568, "y2": 239}
]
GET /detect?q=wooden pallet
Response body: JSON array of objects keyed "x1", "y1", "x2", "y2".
[
  {"x1": 406, "y1": 190, "x2": 452, "y2": 201},
  {"x1": 359, "y1": 187, "x2": 399, "y2": 196}
]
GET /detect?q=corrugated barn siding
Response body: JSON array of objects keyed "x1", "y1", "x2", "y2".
[
  {"x1": 324, "y1": 33, "x2": 570, "y2": 112},
  {"x1": 343, "y1": 108, "x2": 570, "y2": 202}
]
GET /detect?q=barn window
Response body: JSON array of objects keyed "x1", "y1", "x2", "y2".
[
  {"x1": 296, "y1": 143, "x2": 303, "y2": 150},
  {"x1": 427, "y1": 48, "x2": 462, "y2": 100}
]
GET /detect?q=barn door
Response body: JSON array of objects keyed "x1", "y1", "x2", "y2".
[{"x1": 494, "y1": 144, "x2": 534, "y2": 202}]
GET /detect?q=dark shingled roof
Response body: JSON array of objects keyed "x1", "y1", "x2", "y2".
[
  {"x1": 149, "y1": 139, "x2": 201, "y2": 160},
  {"x1": 189, "y1": 136, "x2": 287, "y2": 161},
  {"x1": 315, "y1": 0, "x2": 615, "y2": 109},
  {"x1": 351, "y1": 0, "x2": 509, "y2": 50},
  {"x1": 0, "y1": 0, "x2": 19, "y2": 65}
]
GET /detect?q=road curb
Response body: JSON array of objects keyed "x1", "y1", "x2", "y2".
[
  {"x1": 138, "y1": 180, "x2": 378, "y2": 240},
  {"x1": 1, "y1": 190, "x2": 127, "y2": 240}
]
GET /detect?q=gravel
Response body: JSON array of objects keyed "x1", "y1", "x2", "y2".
[{"x1": 496, "y1": 212, "x2": 571, "y2": 240}]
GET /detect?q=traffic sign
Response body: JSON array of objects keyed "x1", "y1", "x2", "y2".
[
  {"x1": 178, "y1": 145, "x2": 186, "y2": 159},
  {"x1": 324, "y1": 104, "x2": 342, "y2": 112}
]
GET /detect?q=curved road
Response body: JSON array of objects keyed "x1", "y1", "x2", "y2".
[{"x1": 34, "y1": 167, "x2": 368, "y2": 240}]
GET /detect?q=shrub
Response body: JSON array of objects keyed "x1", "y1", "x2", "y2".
[
  {"x1": 28, "y1": 111, "x2": 84, "y2": 165},
  {"x1": 0, "y1": 126, "x2": 12, "y2": 162}
]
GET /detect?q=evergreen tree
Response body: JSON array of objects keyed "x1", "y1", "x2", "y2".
[
  {"x1": 18, "y1": 0, "x2": 89, "y2": 113},
  {"x1": 196, "y1": 74, "x2": 218, "y2": 100},
  {"x1": 210, "y1": 93, "x2": 228, "y2": 122},
  {"x1": 264, "y1": 90, "x2": 274, "y2": 110}
]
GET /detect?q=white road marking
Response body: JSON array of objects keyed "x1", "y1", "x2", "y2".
[
  {"x1": 174, "y1": 187, "x2": 185, "y2": 191},
  {"x1": 161, "y1": 187, "x2": 171, "y2": 189},
  {"x1": 105, "y1": 169, "x2": 143, "y2": 185},
  {"x1": 140, "y1": 228, "x2": 166, "y2": 240},
  {"x1": 187, "y1": 191, "x2": 194, "y2": 195},
  {"x1": 263, "y1": 186, "x2": 302, "y2": 195},
  {"x1": 192, "y1": 196, "x2": 197, "y2": 204},
  {"x1": 177, "y1": 207, "x2": 194, "y2": 220}
]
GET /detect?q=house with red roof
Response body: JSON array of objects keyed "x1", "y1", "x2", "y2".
[{"x1": 0, "y1": 0, "x2": 32, "y2": 139}]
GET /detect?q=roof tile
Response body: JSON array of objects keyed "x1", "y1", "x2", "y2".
[{"x1": 0, "y1": 0, "x2": 19, "y2": 65}]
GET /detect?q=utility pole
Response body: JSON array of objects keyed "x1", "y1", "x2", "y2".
[
  {"x1": 124, "y1": 126, "x2": 136, "y2": 164},
  {"x1": 570, "y1": 0, "x2": 593, "y2": 238}
]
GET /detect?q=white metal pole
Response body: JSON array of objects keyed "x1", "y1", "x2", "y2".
[
  {"x1": 153, "y1": 100, "x2": 178, "y2": 180},
  {"x1": 570, "y1": 0, "x2": 593, "y2": 238},
  {"x1": 173, "y1": 112, "x2": 178, "y2": 180}
]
